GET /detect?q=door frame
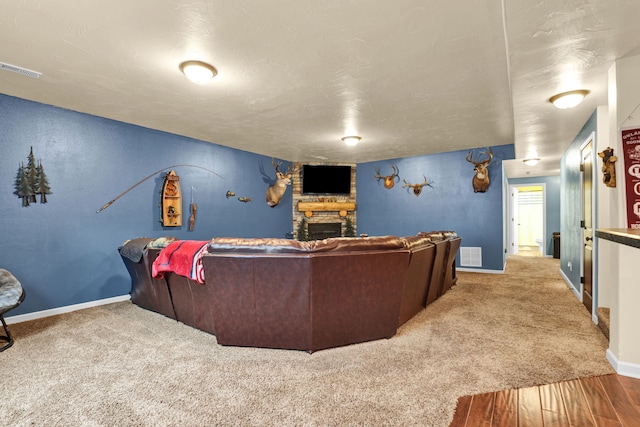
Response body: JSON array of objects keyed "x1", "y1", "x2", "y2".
[{"x1": 508, "y1": 183, "x2": 547, "y2": 256}]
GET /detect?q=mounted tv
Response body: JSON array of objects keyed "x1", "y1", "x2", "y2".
[{"x1": 302, "y1": 165, "x2": 352, "y2": 195}]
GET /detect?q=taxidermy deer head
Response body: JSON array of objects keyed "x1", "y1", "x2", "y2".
[
  {"x1": 598, "y1": 147, "x2": 617, "y2": 188},
  {"x1": 402, "y1": 176, "x2": 433, "y2": 196},
  {"x1": 374, "y1": 164, "x2": 399, "y2": 189},
  {"x1": 465, "y1": 147, "x2": 493, "y2": 193},
  {"x1": 265, "y1": 159, "x2": 293, "y2": 207}
]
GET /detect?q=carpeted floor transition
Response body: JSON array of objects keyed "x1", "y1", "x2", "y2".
[{"x1": 1, "y1": 256, "x2": 612, "y2": 426}]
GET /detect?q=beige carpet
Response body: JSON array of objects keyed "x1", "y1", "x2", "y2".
[{"x1": 1, "y1": 256, "x2": 612, "y2": 426}]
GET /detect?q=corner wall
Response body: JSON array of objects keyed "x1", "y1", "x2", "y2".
[{"x1": 356, "y1": 144, "x2": 515, "y2": 271}]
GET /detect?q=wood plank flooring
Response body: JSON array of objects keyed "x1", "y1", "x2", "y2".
[{"x1": 450, "y1": 374, "x2": 640, "y2": 426}]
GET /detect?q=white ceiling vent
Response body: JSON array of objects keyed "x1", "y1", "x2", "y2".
[
  {"x1": 460, "y1": 247, "x2": 482, "y2": 267},
  {"x1": 0, "y1": 62, "x2": 41, "y2": 79}
]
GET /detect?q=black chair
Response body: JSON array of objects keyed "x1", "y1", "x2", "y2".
[{"x1": 0, "y1": 269, "x2": 26, "y2": 351}]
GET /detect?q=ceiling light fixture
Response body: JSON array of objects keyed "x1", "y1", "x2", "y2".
[
  {"x1": 342, "y1": 136, "x2": 361, "y2": 147},
  {"x1": 523, "y1": 158, "x2": 540, "y2": 166},
  {"x1": 549, "y1": 90, "x2": 589, "y2": 109},
  {"x1": 179, "y1": 60, "x2": 217, "y2": 84}
]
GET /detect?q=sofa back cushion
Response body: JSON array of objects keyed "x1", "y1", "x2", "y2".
[{"x1": 207, "y1": 236, "x2": 406, "y2": 254}]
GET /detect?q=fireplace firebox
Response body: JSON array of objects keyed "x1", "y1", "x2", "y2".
[{"x1": 307, "y1": 223, "x2": 341, "y2": 240}]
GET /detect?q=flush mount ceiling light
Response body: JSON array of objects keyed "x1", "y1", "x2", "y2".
[
  {"x1": 179, "y1": 60, "x2": 217, "y2": 84},
  {"x1": 523, "y1": 158, "x2": 540, "y2": 166},
  {"x1": 341, "y1": 136, "x2": 361, "y2": 146},
  {"x1": 549, "y1": 90, "x2": 589, "y2": 109}
]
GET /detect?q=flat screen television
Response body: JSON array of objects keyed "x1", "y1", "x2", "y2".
[{"x1": 302, "y1": 165, "x2": 352, "y2": 195}]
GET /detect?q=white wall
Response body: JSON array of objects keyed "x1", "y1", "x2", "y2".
[{"x1": 599, "y1": 54, "x2": 640, "y2": 376}]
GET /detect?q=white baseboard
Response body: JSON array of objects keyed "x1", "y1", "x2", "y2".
[
  {"x1": 559, "y1": 268, "x2": 581, "y2": 300},
  {"x1": 457, "y1": 267, "x2": 504, "y2": 274},
  {"x1": 5, "y1": 294, "x2": 131, "y2": 325},
  {"x1": 606, "y1": 349, "x2": 640, "y2": 379}
]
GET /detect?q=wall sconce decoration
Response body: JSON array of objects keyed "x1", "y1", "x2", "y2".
[
  {"x1": 14, "y1": 146, "x2": 52, "y2": 206},
  {"x1": 402, "y1": 176, "x2": 433, "y2": 196},
  {"x1": 598, "y1": 147, "x2": 617, "y2": 187},
  {"x1": 373, "y1": 164, "x2": 400, "y2": 189}
]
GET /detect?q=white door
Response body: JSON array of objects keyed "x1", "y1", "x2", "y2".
[{"x1": 509, "y1": 186, "x2": 519, "y2": 255}]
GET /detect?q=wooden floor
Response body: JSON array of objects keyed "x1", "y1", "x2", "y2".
[{"x1": 450, "y1": 374, "x2": 640, "y2": 426}]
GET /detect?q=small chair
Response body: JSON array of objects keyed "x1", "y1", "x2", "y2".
[{"x1": 0, "y1": 269, "x2": 26, "y2": 351}]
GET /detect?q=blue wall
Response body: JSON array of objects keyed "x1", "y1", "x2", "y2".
[
  {"x1": 1, "y1": 94, "x2": 292, "y2": 316},
  {"x1": 560, "y1": 110, "x2": 597, "y2": 292},
  {"x1": 356, "y1": 144, "x2": 515, "y2": 271},
  {"x1": 508, "y1": 175, "x2": 561, "y2": 257}
]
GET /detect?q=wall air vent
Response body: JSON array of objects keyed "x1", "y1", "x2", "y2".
[
  {"x1": 0, "y1": 62, "x2": 42, "y2": 79},
  {"x1": 460, "y1": 247, "x2": 482, "y2": 267}
]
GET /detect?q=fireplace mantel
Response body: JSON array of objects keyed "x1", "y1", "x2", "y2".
[{"x1": 297, "y1": 201, "x2": 356, "y2": 218}]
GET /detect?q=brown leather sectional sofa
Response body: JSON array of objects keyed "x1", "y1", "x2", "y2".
[{"x1": 120, "y1": 232, "x2": 461, "y2": 352}]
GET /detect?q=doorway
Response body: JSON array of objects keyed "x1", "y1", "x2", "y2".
[{"x1": 509, "y1": 184, "x2": 546, "y2": 256}]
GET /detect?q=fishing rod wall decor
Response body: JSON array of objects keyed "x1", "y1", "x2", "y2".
[{"x1": 96, "y1": 164, "x2": 224, "y2": 227}]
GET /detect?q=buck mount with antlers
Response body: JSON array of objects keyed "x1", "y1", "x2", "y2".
[
  {"x1": 465, "y1": 147, "x2": 493, "y2": 193},
  {"x1": 266, "y1": 159, "x2": 294, "y2": 207},
  {"x1": 374, "y1": 164, "x2": 399, "y2": 189},
  {"x1": 402, "y1": 176, "x2": 433, "y2": 196}
]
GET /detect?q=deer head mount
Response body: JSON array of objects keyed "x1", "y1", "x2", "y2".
[
  {"x1": 265, "y1": 159, "x2": 294, "y2": 207},
  {"x1": 402, "y1": 176, "x2": 433, "y2": 196},
  {"x1": 374, "y1": 164, "x2": 399, "y2": 189},
  {"x1": 598, "y1": 147, "x2": 617, "y2": 188},
  {"x1": 465, "y1": 147, "x2": 493, "y2": 193}
]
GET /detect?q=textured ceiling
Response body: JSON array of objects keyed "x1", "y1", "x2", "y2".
[{"x1": 2, "y1": 1, "x2": 640, "y2": 178}]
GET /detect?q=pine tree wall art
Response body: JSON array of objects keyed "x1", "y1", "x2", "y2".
[{"x1": 14, "y1": 147, "x2": 52, "y2": 206}]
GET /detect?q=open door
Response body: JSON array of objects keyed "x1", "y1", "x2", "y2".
[{"x1": 581, "y1": 140, "x2": 594, "y2": 314}]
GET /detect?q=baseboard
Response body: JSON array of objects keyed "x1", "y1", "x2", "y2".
[
  {"x1": 457, "y1": 267, "x2": 504, "y2": 274},
  {"x1": 606, "y1": 349, "x2": 640, "y2": 379},
  {"x1": 559, "y1": 268, "x2": 581, "y2": 300},
  {"x1": 5, "y1": 294, "x2": 131, "y2": 325}
]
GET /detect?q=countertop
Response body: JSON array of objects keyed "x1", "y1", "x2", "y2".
[{"x1": 596, "y1": 228, "x2": 640, "y2": 249}]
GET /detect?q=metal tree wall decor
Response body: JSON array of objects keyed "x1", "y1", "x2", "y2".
[{"x1": 14, "y1": 147, "x2": 52, "y2": 206}]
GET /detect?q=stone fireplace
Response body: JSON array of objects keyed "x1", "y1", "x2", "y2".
[{"x1": 291, "y1": 163, "x2": 357, "y2": 240}]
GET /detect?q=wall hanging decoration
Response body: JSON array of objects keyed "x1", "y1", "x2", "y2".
[
  {"x1": 598, "y1": 147, "x2": 617, "y2": 188},
  {"x1": 96, "y1": 164, "x2": 223, "y2": 213},
  {"x1": 465, "y1": 147, "x2": 493, "y2": 193},
  {"x1": 160, "y1": 170, "x2": 182, "y2": 226},
  {"x1": 402, "y1": 176, "x2": 433, "y2": 196},
  {"x1": 373, "y1": 164, "x2": 399, "y2": 189},
  {"x1": 14, "y1": 146, "x2": 52, "y2": 206},
  {"x1": 188, "y1": 186, "x2": 197, "y2": 231},
  {"x1": 265, "y1": 158, "x2": 294, "y2": 207}
]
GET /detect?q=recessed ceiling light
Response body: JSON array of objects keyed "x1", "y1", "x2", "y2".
[
  {"x1": 523, "y1": 158, "x2": 540, "y2": 166},
  {"x1": 179, "y1": 60, "x2": 217, "y2": 84},
  {"x1": 342, "y1": 136, "x2": 361, "y2": 146},
  {"x1": 549, "y1": 90, "x2": 589, "y2": 109}
]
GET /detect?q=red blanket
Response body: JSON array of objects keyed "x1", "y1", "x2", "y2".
[{"x1": 151, "y1": 240, "x2": 209, "y2": 284}]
